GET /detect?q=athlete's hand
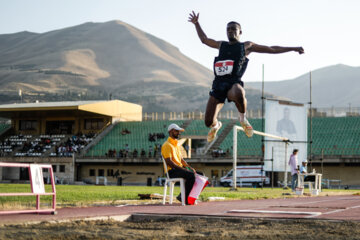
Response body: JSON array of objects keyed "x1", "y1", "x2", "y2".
[
  {"x1": 188, "y1": 11, "x2": 199, "y2": 24},
  {"x1": 295, "y1": 47, "x2": 304, "y2": 54}
]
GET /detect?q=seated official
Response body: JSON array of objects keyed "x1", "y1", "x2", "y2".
[
  {"x1": 300, "y1": 160, "x2": 315, "y2": 182},
  {"x1": 161, "y1": 123, "x2": 203, "y2": 205}
]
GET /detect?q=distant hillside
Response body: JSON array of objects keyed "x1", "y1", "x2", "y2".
[
  {"x1": 0, "y1": 20, "x2": 273, "y2": 112},
  {"x1": 247, "y1": 64, "x2": 360, "y2": 107}
]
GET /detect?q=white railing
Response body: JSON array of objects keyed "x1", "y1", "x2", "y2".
[{"x1": 143, "y1": 107, "x2": 360, "y2": 121}]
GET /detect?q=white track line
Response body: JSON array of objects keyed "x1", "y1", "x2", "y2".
[
  {"x1": 228, "y1": 210, "x2": 321, "y2": 216},
  {"x1": 224, "y1": 197, "x2": 354, "y2": 214},
  {"x1": 276, "y1": 196, "x2": 358, "y2": 207},
  {"x1": 306, "y1": 204, "x2": 360, "y2": 218},
  {"x1": 226, "y1": 196, "x2": 359, "y2": 218}
]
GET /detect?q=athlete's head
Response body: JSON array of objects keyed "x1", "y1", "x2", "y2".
[{"x1": 227, "y1": 21, "x2": 242, "y2": 42}]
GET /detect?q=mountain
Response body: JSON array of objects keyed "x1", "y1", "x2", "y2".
[
  {"x1": 247, "y1": 64, "x2": 360, "y2": 108},
  {"x1": 0, "y1": 20, "x2": 274, "y2": 112}
]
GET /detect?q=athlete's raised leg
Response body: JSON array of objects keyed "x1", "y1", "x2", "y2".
[
  {"x1": 227, "y1": 83, "x2": 253, "y2": 137},
  {"x1": 227, "y1": 83, "x2": 246, "y2": 113},
  {"x1": 205, "y1": 96, "x2": 224, "y2": 142}
]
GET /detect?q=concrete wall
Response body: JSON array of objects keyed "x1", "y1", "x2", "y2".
[
  {"x1": 1, "y1": 167, "x2": 19, "y2": 180},
  {"x1": 277, "y1": 164, "x2": 360, "y2": 187},
  {"x1": 2, "y1": 156, "x2": 360, "y2": 187},
  {"x1": 78, "y1": 162, "x2": 233, "y2": 185},
  {"x1": 321, "y1": 164, "x2": 360, "y2": 186}
]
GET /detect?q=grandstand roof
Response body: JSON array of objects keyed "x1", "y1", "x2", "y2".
[
  {"x1": 0, "y1": 100, "x2": 99, "y2": 110},
  {"x1": 0, "y1": 100, "x2": 142, "y2": 121}
]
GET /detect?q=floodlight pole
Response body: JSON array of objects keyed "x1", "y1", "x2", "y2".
[
  {"x1": 261, "y1": 64, "x2": 265, "y2": 189},
  {"x1": 321, "y1": 148, "x2": 324, "y2": 174},
  {"x1": 232, "y1": 126, "x2": 238, "y2": 191},
  {"x1": 271, "y1": 146, "x2": 274, "y2": 189},
  {"x1": 261, "y1": 64, "x2": 265, "y2": 147},
  {"x1": 284, "y1": 141, "x2": 289, "y2": 188},
  {"x1": 309, "y1": 71, "x2": 313, "y2": 171},
  {"x1": 232, "y1": 125, "x2": 288, "y2": 191}
]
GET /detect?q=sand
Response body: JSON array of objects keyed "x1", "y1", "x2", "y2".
[{"x1": 1, "y1": 217, "x2": 360, "y2": 240}]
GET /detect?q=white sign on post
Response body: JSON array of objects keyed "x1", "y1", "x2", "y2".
[
  {"x1": 264, "y1": 100, "x2": 308, "y2": 172},
  {"x1": 30, "y1": 164, "x2": 45, "y2": 194}
]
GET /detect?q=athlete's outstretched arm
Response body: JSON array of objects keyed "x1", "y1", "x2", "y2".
[
  {"x1": 188, "y1": 11, "x2": 221, "y2": 49},
  {"x1": 245, "y1": 41, "x2": 304, "y2": 55}
]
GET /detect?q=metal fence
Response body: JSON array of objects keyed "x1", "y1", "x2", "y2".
[{"x1": 143, "y1": 107, "x2": 360, "y2": 121}]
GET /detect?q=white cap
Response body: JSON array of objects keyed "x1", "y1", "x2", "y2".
[
  {"x1": 302, "y1": 159, "x2": 308, "y2": 163},
  {"x1": 168, "y1": 123, "x2": 184, "y2": 132}
]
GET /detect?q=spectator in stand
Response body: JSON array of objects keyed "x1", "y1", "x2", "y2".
[
  {"x1": 141, "y1": 149, "x2": 146, "y2": 158},
  {"x1": 154, "y1": 144, "x2": 158, "y2": 157},
  {"x1": 211, "y1": 149, "x2": 224, "y2": 158},
  {"x1": 148, "y1": 145, "x2": 153, "y2": 158},
  {"x1": 121, "y1": 128, "x2": 131, "y2": 135},
  {"x1": 118, "y1": 149, "x2": 124, "y2": 158},
  {"x1": 148, "y1": 133, "x2": 155, "y2": 142},
  {"x1": 212, "y1": 149, "x2": 218, "y2": 158},
  {"x1": 218, "y1": 148, "x2": 224, "y2": 156},
  {"x1": 125, "y1": 144, "x2": 129, "y2": 156},
  {"x1": 108, "y1": 149, "x2": 113, "y2": 157},
  {"x1": 54, "y1": 133, "x2": 94, "y2": 157},
  {"x1": 133, "y1": 148, "x2": 138, "y2": 158}
]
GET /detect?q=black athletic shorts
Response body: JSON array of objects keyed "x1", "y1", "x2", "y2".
[{"x1": 209, "y1": 79, "x2": 244, "y2": 103}]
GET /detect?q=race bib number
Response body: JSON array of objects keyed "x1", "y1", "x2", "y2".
[{"x1": 214, "y1": 60, "x2": 234, "y2": 76}]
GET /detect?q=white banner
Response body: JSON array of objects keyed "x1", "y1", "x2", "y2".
[
  {"x1": 264, "y1": 100, "x2": 307, "y2": 172},
  {"x1": 30, "y1": 164, "x2": 45, "y2": 194}
]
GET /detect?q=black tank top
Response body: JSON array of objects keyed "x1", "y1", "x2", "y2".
[{"x1": 213, "y1": 41, "x2": 249, "y2": 81}]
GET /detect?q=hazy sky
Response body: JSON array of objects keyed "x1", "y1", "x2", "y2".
[{"x1": 1, "y1": 0, "x2": 359, "y2": 82}]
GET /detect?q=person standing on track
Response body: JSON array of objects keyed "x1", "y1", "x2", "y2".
[
  {"x1": 188, "y1": 11, "x2": 304, "y2": 142},
  {"x1": 288, "y1": 149, "x2": 299, "y2": 191}
]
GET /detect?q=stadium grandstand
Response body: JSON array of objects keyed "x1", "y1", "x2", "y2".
[{"x1": 0, "y1": 100, "x2": 360, "y2": 188}]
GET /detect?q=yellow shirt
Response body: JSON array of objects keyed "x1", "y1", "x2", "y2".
[{"x1": 161, "y1": 137, "x2": 183, "y2": 172}]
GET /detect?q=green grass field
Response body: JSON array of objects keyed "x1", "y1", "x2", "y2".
[{"x1": 0, "y1": 184, "x2": 358, "y2": 209}]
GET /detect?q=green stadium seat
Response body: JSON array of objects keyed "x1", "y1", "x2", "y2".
[
  {"x1": 86, "y1": 120, "x2": 184, "y2": 157},
  {"x1": 84, "y1": 116, "x2": 360, "y2": 158}
]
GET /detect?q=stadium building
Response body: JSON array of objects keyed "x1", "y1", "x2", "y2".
[
  {"x1": 0, "y1": 100, "x2": 141, "y2": 183},
  {"x1": 0, "y1": 100, "x2": 360, "y2": 188}
]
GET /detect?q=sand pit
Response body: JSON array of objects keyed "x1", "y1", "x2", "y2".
[{"x1": 1, "y1": 217, "x2": 359, "y2": 240}]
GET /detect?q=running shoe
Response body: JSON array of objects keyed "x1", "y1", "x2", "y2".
[
  {"x1": 207, "y1": 121, "x2": 222, "y2": 142},
  {"x1": 240, "y1": 119, "x2": 253, "y2": 138}
]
